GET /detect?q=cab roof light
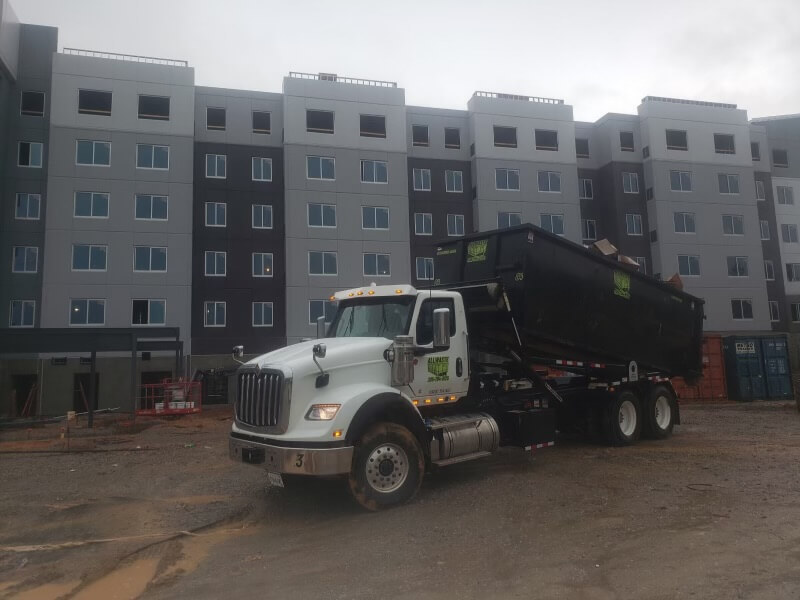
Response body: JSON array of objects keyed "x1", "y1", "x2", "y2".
[
  {"x1": 368, "y1": 290, "x2": 375, "y2": 295},
  {"x1": 412, "y1": 399, "x2": 419, "y2": 406},
  {"x1": 348, "y1": 292, "x2": 354, "y2": 297},
  {"x1": 424, "y1": 398, "x2": 432, "y2": 404},
  {"x1": 395, "y1": 289, "x2": 403, "y2": 294},
  {"x1": 329, "y1": 295, "x2": 335, "y2": 301},
  {"x1": 357, "y1": 290, "x2": 364, "y2": 296}
]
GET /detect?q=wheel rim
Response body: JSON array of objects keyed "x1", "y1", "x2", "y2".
[
  {"x1": 654, "y1": 395, "x2": 671, "y2": 430},
  {"x1": 618, "y1": 400, "x2": 637, "y2": 437},
  {"x1": 365, "y1": 443, "x2": 409, "y2": 493}
]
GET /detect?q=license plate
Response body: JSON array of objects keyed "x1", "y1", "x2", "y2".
[{"x1": 267, "y1": 472, "x2": 284, "y2": 488}]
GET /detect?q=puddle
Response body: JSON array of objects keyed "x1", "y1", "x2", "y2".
[
  {"x1": 73, "y1": 558, "x2": 158, "y2": 600},
  {"x1": 12, "y1": 581, "x2": 79, "y2": 600}
]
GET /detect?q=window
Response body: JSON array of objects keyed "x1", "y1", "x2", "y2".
[
  {"x1": 646, "y1": 187, "x2": 654, "y2": 201},
  {"x1": 650, "y1": 230, "x2": 658, "y2": 242},
  {"x1": 538, "y1": 171, "x2": 561, "y2": 193},
  {"x1": 135, "y1": 194, "x2": 168, "y2": 220},
  {"x1": 622, "y1": 172, "x2": 639, "y2": 194},
  {"x1": 12, "y1": 247, "x2": 37, "y2": 273},
  {"x1": 412, "y1": 125, "x2": 429, "y2": 146},
  {"x1": 666, "y1": 129, "x2": 688, "y2": 151},
  {"x1": 76, "y1": 140, "x2": 110, "y2": 166},
  {"x1": 493, "y1": 125, "x2": 517, "y2": 148},
  {"x1": 252, "y1": 302, "x2": 274, "y2": 327},
  {"x1": 722, "y1": 214, "x2": 744, "y2": 235},
  {"x1": 132, "y1": 299, "x2": 166, "y2": 326},
  {"x1": 134, "y1": 247, "x2": 167, "y2": 272},
  {"x1": 764, "y1": 260, "x2": 775, "y2": 281},
  {"x1": 363, "y1": 253, "x2": 390, "y2": 276},
  {"x1": 634, "y1": 257, "x2": 647, "y2": 274},
  {"x1": 136, "y1": 144, "x2": 169, "y2": 170},
  {"x1": 498, "y1": 212, "x2": 521, "y2": 229},
  {"x1": 793, "y1": 304, "x2": 800, "y2": 323},
  {"x1": 789, "y1": 264, "x2": 800, "y2": 282},
  {"x1": 413, "y1": 168, "x2": 432, "y2": 191},
  {"x1": 21, "y1": 91, "x2": 45, "y2": 116},
  {"x1": 252, "y1": 205, "x2": 273, "y2": 229},
  {"x1": 74, "y1": 192, "x2": 109, "y2": 218},
  {"x1": 309, "y1": 251, "x2": 337, "y2": 275},
  {"x1": 206, "y1": 107, "x2": 226, "y2": 130},
  {"x1": 138, "y1": 95, "x2": 170, "y2": 120},
  {"x1": 309, "y1": 300, "x2": 336, "y2": 325},
  {"x1": 731, "y1": 299, "x2": 753, "y2": 320},
  {"x1": 670, "y1": 170, "x2": 692, "y2": 192},
  {"x1": 756, "y1": 180, "x2": 766, "y2": 200},
  {"x1": 414, "y1": 212, "x2": 432, "y2": 235},
  {"x1": 307, "y1": 109, "x2": 334, "y2": 134},
  {"x1": 643, "y1": 146, "x2": 650, "y2": 158},
  {"x1": 15, "y1": 193, "x2": 41, "y2": 220},
  {"x1": 72, "y1": 244, "x2": 107, "y2": 271},
  {"x1": 447, "y1": 214, "x2": 465, "y2": 236},
  {"x1": 204, "y1": 301, "x2": 226, "y2": 327},
  {"x1": 727, "y1": 256, "x2": 749, "y2": 277},
  {"x1": 444, "y1": 127, "x2": 461, "y2": 149},
  {"x1": 714, "y1": 133, "x2": 736, "y2": 154},
  {"x1": 782, "y1": 224, "x2": 799, "y2": 243},
  {"x1": 773, "y1": 149, "x2": 789, "y2": 168},
  {"x1": 751, "y1": 142, "x2": 761, "y2": 161},
  {"x1": 252, "y1": 157, "x2": 273, "y2": 181},
  {"x1": 9, "y1": 300, "x2": 35, "y2": 327},
  {"x1": 252, "y1": 253, "x2": 273, "y2": 277},
  {"x1": 416, "y1": 257, "x2": 434, "y2": 281},
  {"x1": 769, "y1": 301, "x2": 780, "y2": 323},
  {"x1": 626, "y1": 213, "x2": 643, "y2": 236},
  {"x1": 252, "y1": 111, "x2": 271, "y2": 134},
  {"x1": 361, "y1": 159, "x2": 388, "y2": 183},
  {"x1": 578, "y1": 178, "x2": 593, "y2": 199},
  {"x1": 205, "y1": 202, "x2": 226, "y2": 227},
  {"x1": 619, "y1": 131, "x2": 634, "y2": 152},
  {"x1": 581, "y1": 219, "x2": 597, "y2": 241},
  {"x1": 718, "y1": 174, "x2": 740, "y2": 194},
  {"x1": 362, "y1": 206, "x2": 389, "y2": 230},
  {"x1": 760, "y1": 220, "x2": 771, "y2": 240},
  {"x1": 678, "y1": 255, "x2": 700, "y2": 276},
  {"x1": 777, "y1": 186, "x2": 795, "y2": 205},
  {"x1": 445, "y1": 170, "x2": 463, "y2": 193},
  {"x1": 575, "y1": 138, "x2": 590, "y2": 157},
  {"x1": 360, "y1": 114, "x2": 386, "y2": 138},
  {"x1": 18, "y1": 142, "x2": 43, "y2": 167},
  {"x1": 416, "y1": 299, "x2": 456, "y2": 345},
  {"x1": 70, "y1": 299, "x2": 105, "y2": 326},
  {"x1": 204, "y1": 251, "x2": 226, "y2": 276},
  {"x1": 308, "y1": 203, "x2": 336, "y2": 227},
  {"x1": 674, "y1": 212, "x2": 696, "y2": 233},
  {"x1": 495, "y1": 168, "x2": 520, "y2": 191},
  {"x1": 78, "y1": 89, "x2": 112, "y2": 116},
  {"x1": 540, "y1": 214, "x2": 564, "y2": 235},
  {"x1": 535, "y1": 129, "x2": 558, "y2": 151},
  {"x1": 306, "y1": 155, "x2": 335, "y2": 180},
  {"x1": 205, "y1": 154, "x2": 226, "y2": 178}
]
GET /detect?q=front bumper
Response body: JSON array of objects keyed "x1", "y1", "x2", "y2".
[{"x1": 229, "y1": 434, "x2": 354, "y2": 476}]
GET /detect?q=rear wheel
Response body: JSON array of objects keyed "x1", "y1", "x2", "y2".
[
  {"x1": 602, "y1": 390, "x2": 641, "y2": 446},
  {"x1": 642, "y1": 385, "x2": 676, "y2": 439}
]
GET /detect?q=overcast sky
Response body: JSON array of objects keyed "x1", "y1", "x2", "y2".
[{"x1": 14, "y1": 0, "x2": 800, "y2": 122}]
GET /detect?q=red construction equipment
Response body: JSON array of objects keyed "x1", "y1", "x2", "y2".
[{"x1": 136, "y1": 379, "x2": 202, "y2": 416}]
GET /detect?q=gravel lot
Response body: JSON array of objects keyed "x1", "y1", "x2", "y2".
[{"x1": 1, "y1": 401, "x2": 800, "y2": 599}]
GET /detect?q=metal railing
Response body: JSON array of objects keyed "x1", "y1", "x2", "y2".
[
  {"x1": 474, "y1": 91, "x2": 564, "y2": 105},
  {"x1": 63, "y1": 48, "x2": 188, "y2": 67},
  {"x1": 641, "y1": 96, "x2": 737, "y2": 110},
  {"x1": 289, "y1": 71, "x2": 397, "y2": 88}
]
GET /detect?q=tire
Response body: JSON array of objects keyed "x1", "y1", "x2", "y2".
[
  {"x1": 642, "y1": 385, "x2": 676, "y2": 440},
  {"x1": 347, "y1": 422, "x2": 425, "y2": 511},
  {"x1": 602, "y1": 390, "x2": 641, "y2": 446}
]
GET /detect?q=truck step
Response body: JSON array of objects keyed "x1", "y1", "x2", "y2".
[{"x1": 432, "y1": 450, "x2": 492, "y2": 467}]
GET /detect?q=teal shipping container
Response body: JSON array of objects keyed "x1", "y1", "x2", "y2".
[
  {"x1": 760, "y1": 337, "x2": 793, "y2": 399},
  {"x1": 723, "y1": 337, "x2": 766, "y2": 401}
]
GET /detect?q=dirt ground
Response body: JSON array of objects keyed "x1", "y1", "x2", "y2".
[{"x1": 1, "y1": 401, "x2": 800, "y2": 600}]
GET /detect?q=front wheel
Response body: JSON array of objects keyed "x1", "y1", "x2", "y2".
[
  {"x1": 347, "y1": 422, "x2": 425, "y2": 511},
  {"x1": 602, "y1": 390, "x2": 641, "y2": 446}
]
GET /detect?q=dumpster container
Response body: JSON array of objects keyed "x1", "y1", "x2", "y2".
[
  {"x1": 761, "y1": 336, "x2": 793, "y2": 399},
  {"x1": 672, "y1": 334, "x2": 727, "y2": 402},
  {"x1": 723, "y1": 337, "x2": 766, "y2": 401}
]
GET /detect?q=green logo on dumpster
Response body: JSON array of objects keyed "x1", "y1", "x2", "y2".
[
  {"x1": 467, "y1": 239, "x2": 488, "y2": 263},
  {"x1": 613, "y1": 271, "x2": 631, "y2": 300},
  {"x1": 427, "y1": 356, "x2": 449, "y2": 382}
]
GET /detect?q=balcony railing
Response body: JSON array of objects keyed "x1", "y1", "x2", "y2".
[
  {"x1": 288, "y1": 72, "x2": 397, "y2": 88},
  {"x1": 63, "y1": 48, "x2": 188, "y2": 67},
  {"x1": 641, "y1": 96, "x2": 737, "y2": 110},
  {"x1": 474, "y1": 91, "x2": 564, "y2": 105}
]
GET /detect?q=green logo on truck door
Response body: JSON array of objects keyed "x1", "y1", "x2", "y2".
[
  {"x1": 613, "y1": 271, "x2": 631, "y2": 300},
  {"x1": 427, "y1": 357, "x2": 450, "y2": 382},
  {"x1": 466, "y1": 239, "x2": 488, "y2": 263}
]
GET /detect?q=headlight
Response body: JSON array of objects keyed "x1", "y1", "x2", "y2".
[{"x1": 305, "y1": 404, "x2": 341, "y2": 420}]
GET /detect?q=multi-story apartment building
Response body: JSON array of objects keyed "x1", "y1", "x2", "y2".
[{"x1": 3, "y1": 2, "x2": 800, "y2": 414}]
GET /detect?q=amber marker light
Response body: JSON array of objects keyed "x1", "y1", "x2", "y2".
[
  {"x1": 368, "y1": 290, "x2": 375, "y2": 295},
  {"x1": 329, "y1": 295, "x2": 335, "y2": 301},
  {"x1": 395, "y1": 289, "x2": 403, "y2": 294},
  {"x1": 333, "y1": 430, "x2": 343, "y2": 438},
  {"x1": 357, "y1": 290, "x2": 363, "y2": 296},
  {"x1": 449, "y1": 395, "x2": 456, "y2": 401},
  {"x1": 412, "y1": 399, "x2": 419, "y2": 406},
  {"x1": 424, "y1": 398, "x2": 432, "y2": 404}
]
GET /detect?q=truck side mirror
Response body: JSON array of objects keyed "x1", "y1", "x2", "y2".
[
  {"x1": 316, "y1": 315, "x2": 326, "y2": 339},
  {"x1": 433, "y1": 308, "x2": 450, "y2": 351},
  {"x1": 232, "y1": 345, "x2": 244, "y2": 358}
]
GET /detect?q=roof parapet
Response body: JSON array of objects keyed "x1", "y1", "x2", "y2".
[
  {"x1": 474, "y1": 91, "x2": 564, "y2": 105},
  {"x1": 288, "y1": 71, "x2": 397, "y2": 88},
  {"x1": 63, "y1": 48, "x2": 188, "y2": 67},
  {"x1": 641, "y1": 96, "x2": 736, "y2": 110}
]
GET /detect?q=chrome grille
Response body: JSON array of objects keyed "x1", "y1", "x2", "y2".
[{"x1": 236, "y1": 369, "x2": 283, "y2": 428}]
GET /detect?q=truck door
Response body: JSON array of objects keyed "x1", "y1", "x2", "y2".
[{"x1": 410, "y1": 297, "x2": 469, "y2": 402}]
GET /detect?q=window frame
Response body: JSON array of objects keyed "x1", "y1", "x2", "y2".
[
  {"x1": 18, "y1": 141, "x2": 44, "y2": 168},
  {"x1": 445, "y1": 170, "x2": 463, "y2": 193},
  {"x1": 673, "y1": 212, "x2": 696, "y2": 234},
  {"x1": 136, "y1": 143, "x2": 170, "y2": 170},
  {"x1": 447, "y1": 214, "x2": 465, "y2": 237},
  {"x1": 252, "y1": 110, "x2": 271, "y2": 134},
  {"x1": 769, "y1": 300, "x2": 780, "y2": 323},
  {"x1": 306, "y1": 155, "x2": 336, "y2": 181},
  {"x1": 575, "y1": 137, "x2": 590, "y2": 158},
  {"x1": 306, "y1": 109, "x2": 335, "y2": 134},
  {"x1": 625, "y1": 213, "x2": 643, "y2": 236},
  {"x1": 15, "y1": 193, "x2": 41, "y2": 220},
  {"x1": 713, "y1": 133, "x2": 736, "y2": 155},
  {"x1": 69, "y1": 298, "x2": 106, "y2": 326},
  {"x1": 581, "y1": 218, "x2": 597, "y2": 241},
  {"x1": 137, "y1": 95, "x2": 170, "y2": 121},
  {"x1": 71, "y1": 244, "x2": 108, "y2": 272},
  {"x1": 252, "y1": 204, "x2": 273, "y2": 229},
  {"x1": 252, "y1": 301, "x2": 274, "y2": 327},
  {"x1": 764, "y1": 260, "x2": 775, "y2": 281},
  {"x1": 788, "y1": 263, "x2": 800, "y2": 282},
  {"x1": 756, "y1": 180, "x2": 766, "y2": 200},
  {"x1": 731, "y1": 299, "x2": 754, "y2": 321},
  {"x1": 308, "y1": 300, "x2": 336, "y2": 325},
  {"x1": 205, "y1": 202, "x2": 227, "y2": 228},
  {"x1": 782, "y1": 223, "x2": 799, "y2": 244},
  {"x1": 360, "y1": 159, "x2": 388, "y2": 184},
  {"x1": 751, "y1": 142, "x2": 761, "y2": 161},
  {"x1": 412, "y1": 167, "x2": 432, "y2": 191},
  {"x1": 9, "y1": 299, "x2": 36, "y2": 328},
  {"x1": 495, "y1": 168, "x2": 520, "y2": 191},
  {"x1": 73, "y1": 191, "x2": 110, "y2": 219},
  {"x1": 205, "y1": 153, "x2": 227, "y2": 179},
  {"x1": 578, "y1": 178, "x2": 593, "y2": 199},
  {"x1": 75, "y1": 140, "x2": 110, "y2": 167},
  {"x1": 412, "y1": 124, "x2": 430, "y2": 147},
  {"x1": 308, "y1": 251, "x2": 338, "y2": 276},
  {"x1": 777, "y1": 186, "x2": 795, "y2": 205},
  {"x1": 540, "y1": 213, "x2": 565, "y2": 236},
  {"x1": 204, "y1": 301, "x2": 226, "y2": 327},
  {"x1": 252, "y1": 252, "x2": 274, "y2": 278},
  {"x1": 415, "y1": 257, "x2": 434, "y2": 281},
  {"x1": 537, "y1": 170, "x2": 562, "y2": 193},
  {"x1": 134, "y1": 246, "x2": 168, "y2": 273},
  {"x1": 362, "y1": 206, "x2": 390, "y2": 230},
  {"x1": 131, "y1": 298, "x2": 166, "y2": 326},
  {"x1": 669, "y1": 170, "x2": 692, "y2": 192},
  {"x1": 619, "y1": 131, "x2": 635, "y2": 152},
  {"x1": 678, "y1": 254, "x2": 701, "y2": 277},
  {"x1": 722, "y1": 214, "x2": 745, "y2": 236},
  {"x1": 134, "y1": 194, "x2": 168, "y2": 221},
  {"x1": 622, "y1": 172, "x2": 640, "y2": 194},
  {"x1": 498, "y1": 212, "x2": 522, "y2": 229},
  {"x1": 414, "y1": 212, "x2": 433, "y2": 236},
  {"x1": 78, "y1": 89, "x2": 112, "y2": 116},
  {"x1": 359, "y1": 114, "x2": 386, "y2": 138},
  {"x1": 772, "y1": 149, "x2": 789, "y2": 168},
  {"x1": 252, "y1": 157, "x2": 273, "y2": 182},
  {"x1": 11, "y1": 246, "x2": 38, "y2": 274},
  {"x1": 444, "y1": 127, "x2": 461, "y2": 149},
  {"x1": 792, "y1": 303, "x2": 800, "y2": 323},
  {"x1": 534, "y1": 129, "x2": 559, "y2": 151},
  {"x1": 203, "y1": 251, "x2": 227, "y2": 277},
  {"x1": 718, "y1": 173, "x2": 740, "y2": 195},
  {"x1": 307, "y1": 203, "x2": 337, "y2": 228},
  {"x1": 206, "y1": 106, "x2": 226, "y2": 131},
  {"x1": 665, "y1": 129, "x2": 688, "y2": 151},
  {"x1": 493, "y1": 125, "x2": 518, "y2": 148},
  {"x1": 727, "y1": 256, "x2": 749, "y2": 278},
  {"x1": 21, "y1": 91, "x2": 45, "y2": 117},
  {"x1": 363, "y1": 252, "x2": 391, "y2": 277},
  {"x1": 760, "y1": 220, "x2": 771, "y2": 240}
]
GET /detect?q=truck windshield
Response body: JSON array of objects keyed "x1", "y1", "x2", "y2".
[{"x1": 328, "y1": 297, "x2": 415, "y2": 339}]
